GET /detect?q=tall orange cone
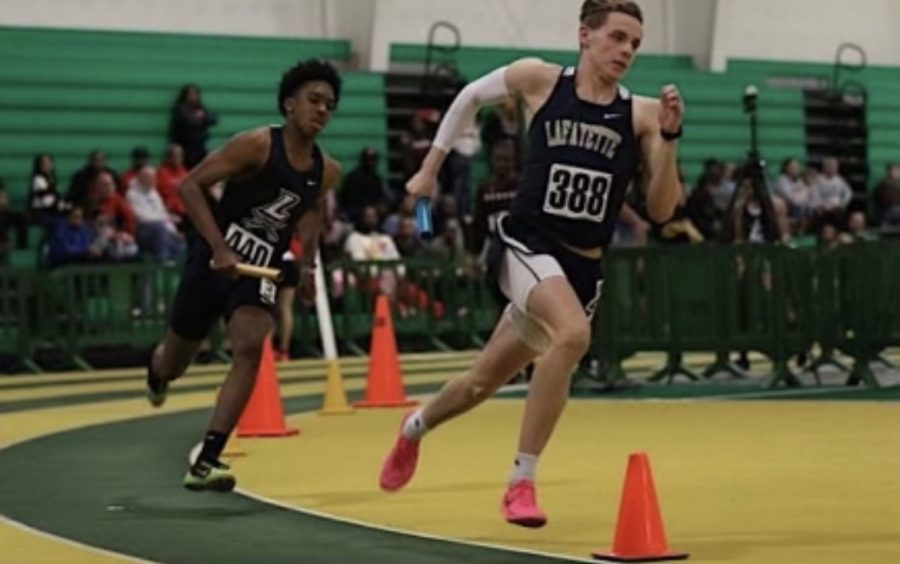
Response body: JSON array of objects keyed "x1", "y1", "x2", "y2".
[
  {"x1": 354, "y1": 295, "x2": 417, "y2": 408},
  {"x1": 592, "y1": 452, "x2": 688, "y2": 562},
  {"x1": 237, "y1": 336, "x2": 300, "y2": 437},
  {"x1": 319, "y1": 359, "x2": 354, "y2": 415}
]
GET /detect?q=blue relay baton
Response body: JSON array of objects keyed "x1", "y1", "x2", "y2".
[{"x1": 415, "y1": 196, "x2": 433, "y2": 240}]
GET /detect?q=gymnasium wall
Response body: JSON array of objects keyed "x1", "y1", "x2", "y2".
[{"x1": 711, "y1": 0, "x2": 900, "y2": 70}]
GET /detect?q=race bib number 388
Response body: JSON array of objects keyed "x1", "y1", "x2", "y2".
[{"x1": 543, "y1": 163, "x2": 612, "y2": 223}]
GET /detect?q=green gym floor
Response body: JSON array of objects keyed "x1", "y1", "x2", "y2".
[{"x1": 2, "y1": 351, "x2": 899, "y2": 564}]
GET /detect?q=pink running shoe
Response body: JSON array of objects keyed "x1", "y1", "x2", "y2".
[
  {"x1": 501, "y1": 480, "x2": 547, "y2": 528},
  {"x1": 379, "y1": 413, "x2": 421, "y2": 491}
]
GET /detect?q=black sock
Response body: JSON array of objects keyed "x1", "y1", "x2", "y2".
[{"x1": 197, "y1": 431, "x2": 228, "y2": 464}]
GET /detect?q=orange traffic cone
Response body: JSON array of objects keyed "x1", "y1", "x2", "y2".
[
  {"x1": 237, "y1": 336, "x2": 300, "y2": 437},
  {"x1": 592, "y1": 452, "x2": 688, "y2": 562},
  {"x1": 354, "y1": 295, "x2": 417, "y2": 408}
]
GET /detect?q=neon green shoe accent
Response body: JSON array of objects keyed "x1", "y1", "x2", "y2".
[{"x1": 183, "y1": 459, "x2": 236, "y2": 492}]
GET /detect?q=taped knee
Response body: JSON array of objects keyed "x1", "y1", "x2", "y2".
[{"x1": 506, "y1": 304, "x2": 552, "y2": 353}]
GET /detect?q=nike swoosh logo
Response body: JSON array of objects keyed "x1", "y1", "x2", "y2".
[{"x1": 604, "y1": 113, "x2": 621, "y2": 119}]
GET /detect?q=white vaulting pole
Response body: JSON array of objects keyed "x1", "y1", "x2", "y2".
[
  {"x1": 313, "y1": 249, "x2": 353, "y2": 414},
  {"x1": 314, "y1": 249, "x2": 338, "y2": 360}
]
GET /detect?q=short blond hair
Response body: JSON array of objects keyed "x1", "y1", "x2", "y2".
[{"x1": 580, "y1": 0, "x2": 643, "y2": 28}]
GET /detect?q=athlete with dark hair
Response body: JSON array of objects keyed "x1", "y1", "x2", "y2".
[{"x1": 147, "y1": 59, "x2": 343, "y2": 491}]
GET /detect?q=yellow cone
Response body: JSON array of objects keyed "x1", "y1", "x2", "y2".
[
  {"x1": 319, "y1": 359, "x2": 354, "y2": 415},
  {"x1": 222, "y1": 431, "x2": 246, "y2": 458}
]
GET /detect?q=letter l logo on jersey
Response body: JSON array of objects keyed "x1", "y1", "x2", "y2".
[{"x1": 242, "y1": 188, "x2": 301, "y2": 243}]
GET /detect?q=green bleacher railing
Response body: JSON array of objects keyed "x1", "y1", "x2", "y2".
[{"x1": 1, "y1": 242, "x2": 898, "y2": 386}]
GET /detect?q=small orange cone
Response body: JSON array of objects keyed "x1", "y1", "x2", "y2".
[
  {"x1": 354, "y1": 295, "x2": 417, "y2": 408},
  {"x1": 237, "y1": 336, "x2": 300, "y2": 437},
  {"x1": 592, "y1": 452, "x2": 688, "y2": 562},
  {"x1": 319, "y1": 359, "x2": 354, "y2": 415}
]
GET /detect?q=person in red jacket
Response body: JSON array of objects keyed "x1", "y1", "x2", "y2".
[{"x1": 157, "y1": 143, "x2": 189, "y2": 219}]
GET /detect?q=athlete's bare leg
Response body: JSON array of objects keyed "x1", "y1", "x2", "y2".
[
  {"x1": 276, "y1": 286, "x2": 296, "y2": 357},
  {"x1": 209, "y1": 306, "x2": 275, "y2": 433},
  {"x1": 151, "y1": 330, "x2": 204, "y2": 384},
  {"x1": 516, "y1": 276, "x2": 590, "y2": 456},
  {"x1": 420, "y1": 313, "x2": 538, "y2": 429}
]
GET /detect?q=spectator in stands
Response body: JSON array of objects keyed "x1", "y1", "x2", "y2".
[
  {"x1": 775, "y1": 157, "x2": 814, "y2": 222},
  {"x1": 169, "y1": 84, "x2": 218, "y2": 168},
  {"x1": 696, "y1": 159, "x2": 734, "y2": 213},
  {"x1": 481, "y1": 97, "x2": 525, "y2": 168},
  {"x1": 685, "y1": 172, "x2": 724, "y2": 241},
  {"x1": 381, "y1": 194, "x2": 416, "y2": 237},
  {"x1": 119, "y1": 146, "x2": 151, "y2": 193},
  {"x1": 67, "y1": 150, "x2": 117, "y2": 209},
  {"x1": 842, "y1": 211, "x2": 876, "y2": 243},
  {"x1": 428, "y1": 217, "x2": 466, "y2": 261},
  {"x1": 88, "y1": 171, "x2": 136, "y2": 238},
  {"x1": 445, "y1": 118, "x2": 482, "y2": 218},
  {"x1": 874, "y1": 163, "x2": 900, "y2": 227},
  {"x1": 400, "y1": 109, "x2": 440, "y2": 184},
  {"x1": 339, "y1": 147, "x2": 390, "y2": 225},
  {"x1": 814, "y1": 157, "x2": 852, "y2": 217},
  {"x1": 818, "y1": 220, "x2": 842, "y2": 251},
  {"x1": 469, "y1": 140, "x2": 519, "y2": 256},
  {"x1": 653, "y1": 173, "x2": 704, "y2": 245},
  {"x1": 29, "y1": 153, "x2": 63, "y2": 225},
  {"x1": 47, "y1": 206, "x2": 98, "y2": 267},
  {"x1": 126, "y1": 165, "x2": 185, "y2": 263},
  {"x1": 344, "y1": 205, "x2": 402, "y2": 298},
  {"x1": 0, "y1": 182, "x2": 27, "y2": 264},
  {"x1": 344, "y1": 206, "x2": 400, "y2": 261},
  {"x1": 434, "y1": 193, "x2": 459, "y2": 239},
  {"x1": 393, "y1": 215, "x2": 425, "y2": 258},
  {"x1": 156, "y1": 143, "x2": 188, "y2": 219}
]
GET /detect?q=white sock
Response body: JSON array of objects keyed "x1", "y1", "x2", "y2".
[
  {"x1": 401, "y1": 409, "x2": 428, "y2": 440},
  {"x1": 509, "y1": 453, "x2": 539, "y2": 483}
]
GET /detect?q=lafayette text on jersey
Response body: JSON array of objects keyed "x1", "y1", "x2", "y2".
[
  {"x1": 207, "y1": 126, "x2": 323, "y2": 267},
  {"x1": 507, "y1": 67, "x2": 640, "y2": 250}
]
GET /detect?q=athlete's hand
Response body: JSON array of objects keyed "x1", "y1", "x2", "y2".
[
  {"x1": 659, "y1": 84, "x2": 684, "y2": 134},
  {"x1": 210, "y1": 246, "x2": 241, "y2": 278},
  {"x1": 405, "y1": 169, "x2": 439, "y2": 199}
]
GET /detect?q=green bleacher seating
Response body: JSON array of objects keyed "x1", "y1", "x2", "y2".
[{"x1": 0, "y1": 26, "x2": 385, "y2": 204}]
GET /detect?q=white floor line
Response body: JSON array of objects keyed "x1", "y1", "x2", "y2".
[
  {"x1": 234, "y1": 488, "x2": 597, "y2": 564},
  {"x1": 0, "y1": 515, "x2": 157, "y2": 564}
]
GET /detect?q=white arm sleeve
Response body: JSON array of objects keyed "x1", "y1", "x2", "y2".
[{"x1": 432, "y1": 66, "x2": 510, "y2": 152}]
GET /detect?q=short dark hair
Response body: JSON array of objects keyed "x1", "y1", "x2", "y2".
[
  {"x1": 580, "y1": 0, "x2": 643, "y2": 28},
  {"x1": 278, "y1": 59, "x2": 342, "y2": 116}
]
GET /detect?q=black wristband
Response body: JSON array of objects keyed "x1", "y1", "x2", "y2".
[{"x1": 661, "y1": 126, "x2": 683, "y2": 141}]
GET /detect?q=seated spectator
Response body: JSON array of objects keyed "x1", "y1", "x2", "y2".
[
  {"x1": 696, "y1": 159, "x2": 734, "y2": 213},
  {"x1": 344, "y1": 205, "x2": 401, "y2": 297},
  {"x1": 119, "y1": 146, "x2": 151, "y2": 194},
  {"x1": 47, "y1": 206, "x2": 98, "y2": 267},
  {"x1": 775, "y1": 157, "x2": 814, "y2": 220},
  {"x1": 67, "y1": 150, "x2": 117, "y2": 210},
  {"x1": 339, "y1": 148, "x2": 391, "y2": 225},
  {"x1": 841, "y1": 211, "x2": 876, "y2": 243},
  {"x1": 169, "y1": 84, "x2": 218, "y2": 168},
  {"x1": 393, "y1": 216, "x2": 425, "y2": 258},
  {"x1": 0, "y1": 182, "x2": 27, "y2": 264},
  {"x1": 481, "y1": 97, "x2": 524, "y2": 168},
  {"x1": 813, "y1": 157, "x2": 852, "y2": 218},
  {"x1": 156, "y1": 143, "x2": 188, "y2": 218},
  {"x1": 874, "y1": 163, "x2": 900, "y2": 227},
  {"x1": 428, "y1": 218, "x2": 466, "y2": 261},
  {"x1": 470, "y1": 140, "x2": 519, "y2": 255},
  {"x1": 91, "y1": 215, "x2": 140, "y2": 262},
  {"x1": 126, "y1": 165, "x2": 185, "y2": 263},
  {"x1": 685, "y1": 176, "x2": 724, "y2": 241},
  {"x1": 381, "y1": 195, "x2": 416, "y2": 237},
  {"x1": 29, "y1": 153, "x2": 64, "y2": 225},
  {"x1": 88, "y1": 171, "x2": 136, "y2": 237}
]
